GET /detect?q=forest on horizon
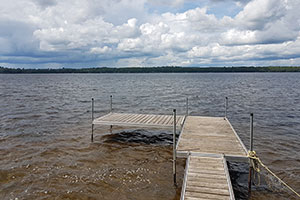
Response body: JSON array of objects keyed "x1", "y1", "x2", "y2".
[{"x1": 1, "y1": 66, "x2": 300, "y2": 73}]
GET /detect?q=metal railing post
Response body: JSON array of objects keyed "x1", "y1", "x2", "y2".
[
  {"x1": 186, "y1": 97, "x2": 189, "y2": 116},
  {"x1": 110, "y1": 95, "x2": 113, "y2": 131},
  {"x1": 110, "y1": 95, "x2": 113, "y2": 113},
  {"x1": 225, "y1": 97, "x2": 228, "y2": 119},
  {"x1": 250, "y1": 113, "x2": 254, "y2": 151},
  {"x1": 173, "y1": 109, "x2": 177, "y2": 186},
  {"x1": 248, "y1": 113, "x2": 254, "y2": 196},
  {"x1": 91, "y1": 98, "x2": 94, "y2": 142}
]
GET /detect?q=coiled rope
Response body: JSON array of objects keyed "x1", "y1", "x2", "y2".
[{"x1": 248, "y1": 150, "x2": 300, "y2": 198}]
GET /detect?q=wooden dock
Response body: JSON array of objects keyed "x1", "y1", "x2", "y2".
[
  {"x1": 177, "y1": 116, "x2": 247, "y2": 200},
  {"x1": 92, "y1": 106, "x2": 248, "y2": 200}
]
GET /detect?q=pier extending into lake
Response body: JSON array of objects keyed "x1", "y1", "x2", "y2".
[
  {"x1": 177, "y1": 116, "x2": 247, "y2": 200},
  {"x1": 91, "y1": 96, "x2": 248, "y2": 200}
]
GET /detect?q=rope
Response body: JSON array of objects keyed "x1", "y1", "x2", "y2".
[{"x1": 248, "y1": 150, "x2": 300, "y2": 198}]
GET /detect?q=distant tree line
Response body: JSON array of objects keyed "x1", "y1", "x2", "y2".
[{"x1": 1, "y1": 66, "x2": 300, "y2": 73}]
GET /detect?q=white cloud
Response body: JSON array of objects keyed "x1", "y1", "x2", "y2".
[
  {"x1": 90, "y1": 46, "x2": 111, "y2": 54},
  {"x1": 0, "y1": 0, "x2": 300, "y2": 67},
  {"x1": 235, "y1": 0, "x2": 287, "y2": 30},
  {"x1": 221, "y1": 29, "x2": 257, "y2": 45}
]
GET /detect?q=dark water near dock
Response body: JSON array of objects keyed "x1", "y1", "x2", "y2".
[{"x1": 0, "y1": 73, "x2": 300, "y2": 199}]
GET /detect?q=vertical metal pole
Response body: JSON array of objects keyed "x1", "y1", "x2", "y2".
[
  {"x1": 91, "y1": 98, "x2": 94, "y2": 142},
  {"x1": 186, "y1": 97, "x2": 189, "y2": 116},
  {"x1": 248, "y1": 113, "x2": 254, "y2": 196},
  {"x1": 173, "y1": 109, "x2": 177, "y2": 186},
  {"x1": 110, "y1": 95, "x2": 113, "y2": 113},
  {"x1": 110, "y1": 95, "x2": 113, "y2": 131},
  {"x1": 250, "y1": 113, "x2": 254, "y2": 151},
  {"x1": 225, "y1": 97, "x2": 228, "y2": 119}
]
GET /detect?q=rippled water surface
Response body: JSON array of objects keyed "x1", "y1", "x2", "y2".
[{"x1": 0, "y1": 73, "x2": 300, "y2": 199}]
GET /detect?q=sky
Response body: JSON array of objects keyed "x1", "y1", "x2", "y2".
[{"x1": 0, "y1": 0, "x2": 300, "y2": 68}]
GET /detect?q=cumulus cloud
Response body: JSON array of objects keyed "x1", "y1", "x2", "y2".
[
  {"x1": 236, "y1": 0, "x2": 286, "y2": 30},
  {"x1": 0, "y1": 0, "x2": 300, "y2": 67}
]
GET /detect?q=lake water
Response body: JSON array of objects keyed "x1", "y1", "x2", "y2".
[{"x1": 0, "y1": 73, "x2": 299, "y2": 199}]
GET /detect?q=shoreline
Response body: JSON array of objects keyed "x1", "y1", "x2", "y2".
[{"x1": 1, "y1": 66, "x2": 300, "y2": 74}]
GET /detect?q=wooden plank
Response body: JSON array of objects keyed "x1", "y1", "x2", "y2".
[
  {"x1": 165, "y1": 116, "x2": 173, "y2": 125},
  {"x1": 135, "y1": 114, "x2": 149, "y2": 123},
  {"x1": 190, "y1": 156, "x2": 222, "y2": 162},
  {"x1": 186, "y1": 180, "x2": 229, "y2": 190},
  {"x1": 187, "y1": 172, "x2": 227, "y2": 180},
  {"x1": 156, "y1": 115, "x2": 167, "y2": 125},
  {"x1": 176, "y1": 116, "x2": 181, "y2": 124},
  {"x1": 161, "y1": 115, "x2": 171, "y2": 125},
  {"x1": 150, "y1": 115, "x2": 164, "y2": 124},
  {"x1": 123, "y1": 114, "x2": 140, "y2": 122},
  {"x1": 185, "y1": 197, "x2": 220, "y2": 200},
  {"x1": 187, "y1": 168, "x2": 225, "y2": 175},
  {"x1": 185, "y1": 197, "x2": 209, "y2": 200},
  {"x1": 179, "y1": 149, "x2": 245, "y2": 156},
  {"x1": 185, "y1": 191, "x2": 230, "y2": 200},
  {"x1": 130, "y1": 114, "x2": 145, "y2": 123},
  {"x1": 143, "y1": 115, "x2": 157, "y2": 124},
  {"x1": 153, "y1": 115, "x2": 166, "y2": 125},
  {"x1": 187, "y1": 176, "x2": 228, "y2": 185},
  {"x1": 186, "y1": 186, "x2": 230, "y2": 196},
  {"x1": 114, "y1": 113, "x2": 131, "y2": 121},
  {"x1": 148, "y1": 115, "x2": 164, "y2": 124},
  {"x1": 178, "y1": 146, "x2": 244, "y2": 154},
  {"x1": 188, "y1": 165, "x2": 225, "y2": 171},
  {"x1": 116, "y1": 113, "x2": 132, "y2": 122},
  {"x1": 143, "y1": 114, "x2": 157, "y2": 124}
]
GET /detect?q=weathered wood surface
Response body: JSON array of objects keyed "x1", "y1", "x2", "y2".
[
  {"x1": 93, "y1": 112, "x2": 184, "y2": 128},
  {"x1": 177, "y1": 116, "x2": 247, "y2": 157},
  {"x1": 182, "y1": 156, "x2": 233, "y2": 200}
]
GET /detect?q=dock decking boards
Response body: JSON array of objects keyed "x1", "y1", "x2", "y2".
[
  {"x1": 177, "y1": 116, "x2": 247, "y2": 158},
  {"x1": 93, "y1": 112, "x2": 185, "y2": 128},
  {"x1": 181, "y1": 156, "x2": 234, "y2": 200}
]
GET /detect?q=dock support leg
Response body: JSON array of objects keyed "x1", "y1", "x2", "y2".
[
  {"x1": 186, "y1": 97, "x2": 189, "y2": 116},
  {"x1": 248, "y1": 113, "x2": 254, "y2": 197},
  {"x1": 110, "y1": 95, "x2": 113, "y2": 113},
  {"x1": 173, "y1": 109, "x2": 177, "y2": 186},
  {"x1": 91, "y1": 124, "x2": 94, "y2": 142},
  {"x1": 248, "y1": 166, "x2": 253, "y2": 196},
  {"x1": 224, "y1": 97, "x2": 228, "y2": 119},
  {"x1": 91, "y1": 98, "x2": 94, "y2": 142},
  {"x1": 110, "y1": 95, "x2": 113, "y2": 132}
]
